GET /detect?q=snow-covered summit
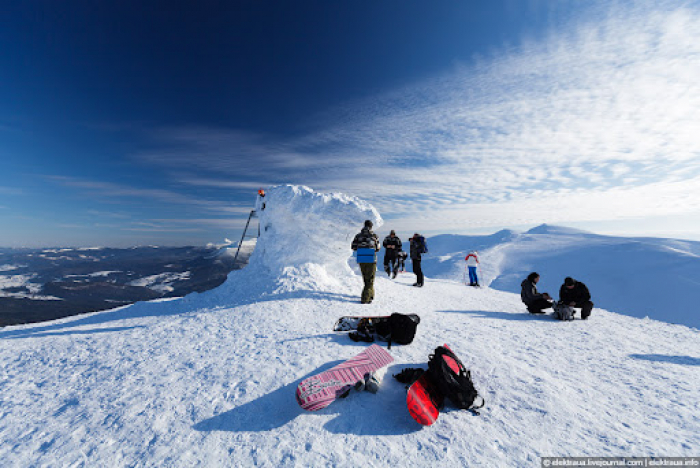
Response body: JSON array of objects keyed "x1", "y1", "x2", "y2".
[
  {"x1": 524, "y1": 224, "x2": 590, "y2": 236},
  {"x1": 248, "y1": 185, "x2": 381, "y2": 292}
]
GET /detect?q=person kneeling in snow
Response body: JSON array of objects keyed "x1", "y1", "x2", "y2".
[
  {"x1": 351, "y1": 220, "x2": 380, "y2": 304},
  {"x1": 559, "y1": 277, "x2": 594, "y2": 320},
  {"x1": 520, "y1": 272, "x2": 553, "y2": 314}
]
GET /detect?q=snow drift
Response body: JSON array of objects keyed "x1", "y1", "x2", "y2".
[{"x1": 248, "y1": 185, "x2": 381, "y2": 291}]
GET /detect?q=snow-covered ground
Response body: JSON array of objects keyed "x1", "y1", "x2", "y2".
[
  {"x1": 128, "y1": 272, "x2": 193, "y2": 294},
  {"x1": 0, "y1": 273, "x2": 62, "y2": 300},
  {"x1": 0, "y1": 186, "x2": 697, "y2": 467}
]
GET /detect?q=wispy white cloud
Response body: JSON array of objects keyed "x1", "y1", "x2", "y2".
[
  {"x1": 86, "y1": 209, "x2": 132, "y2": 219},
  {"x1": 177, "y1": 178, "x2": 270, "y2": 190},
  {"x1": 147, "y1": 218, "x2": 250, "y2": 229},
  {"x1": 53, "y1": 216, "x2": 246, "y2": 235},
  {"x1": 119, "y1": 217, "x2": 248, "y2": 233},
  {"x1": 0, "y1": 186, "x2": 23, "y2": 196},
  {"x1": 46, "y1": 175, "x2": 252, "y2": 215},
  {"x1": 121, "y1": 227, "x2": 205, "y2": 233},
  {"x1": 132, "y1": 3, "x2": 700, "y2": 234}
]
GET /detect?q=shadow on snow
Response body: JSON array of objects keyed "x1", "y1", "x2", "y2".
[
  {"x1": 437, "y1": 308, "x2": 566, "y2": 323},
  {"x1": 193, "y1": 361, "x2": 423, "y2": 436},
  {"x1": 629, "y1": 354, "x2": 700, "y2": 366}
]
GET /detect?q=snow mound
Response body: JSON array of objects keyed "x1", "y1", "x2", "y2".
[
  {"x1": 524, "y1": 224, "x2": 589, "y2": 236},
  {"x1": 246, "y1": 185, "x2": 382, "y2": 291}
]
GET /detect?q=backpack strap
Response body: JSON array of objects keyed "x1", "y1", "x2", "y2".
[{"x1": 472, "y1": 395, "x2": 486, "y2": 409}]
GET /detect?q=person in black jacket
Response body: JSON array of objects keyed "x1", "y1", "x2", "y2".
[
  {"x1": 520, "y1": 272, "x2": 553, "y2": 314},
  {"x1": 382, "y1": 230, "x2": 402, "y2": 279},
  {"x1": 409, "y1": 233, "x2": 426, "y2": 287},
  {"x1": 559, "y1": 277, "x2": 594, "y2": 319}
]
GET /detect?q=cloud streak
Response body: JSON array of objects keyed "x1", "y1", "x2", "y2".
[{"x1": 47, "y1": 175, "x2": 252, "y2": 215}]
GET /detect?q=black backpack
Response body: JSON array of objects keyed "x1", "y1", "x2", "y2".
[
  {"x1": 419, "y1": 237, "x2": 428, "y2": 254},
  {"x1": 427, "y1": 345, "x2": 485, "y2": 413},
  {"x1": 375, "y1": 313, "x2": 420, "y2": 349},
  {"x1": 415, "y1": 235, "x2": 428, "y2": 254}
]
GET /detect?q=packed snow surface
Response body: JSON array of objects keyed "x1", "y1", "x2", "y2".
[{"x1": 0, "y1": 186, "x2": 698, "y2": 467}]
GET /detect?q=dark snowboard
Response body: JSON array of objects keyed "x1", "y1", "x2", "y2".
[{"x1": 333, "y1": 315, "x2": 390, "y2": 332}]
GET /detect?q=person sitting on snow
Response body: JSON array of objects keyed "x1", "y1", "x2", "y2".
[
  {"x1": 382, "y1": 230, "x2": 402, "y2": 279},
  {"x1": 559, "y1": 277, "x2": 594, "y2": 320},
  {"x1": 520, "y1": 272, "x2": 553, "y2": 314},
  {"x1": 465, "y1": 250, "x2": 480, "y2": 286}
]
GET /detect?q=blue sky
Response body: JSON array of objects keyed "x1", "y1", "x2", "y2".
[{"x1": 1, "y1": 1, "x2": 699, "y2": 247}]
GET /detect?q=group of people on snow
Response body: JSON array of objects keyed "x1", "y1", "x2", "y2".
[
  {"x1": 520, "y1": 272, "x2": 593, "y2": 319},
  {"x1": 351, "y1": 221, "x2": 594, "y2": 319},
  {"x1": 351, "y1": 220, "x2": 427, "y2": 304}
]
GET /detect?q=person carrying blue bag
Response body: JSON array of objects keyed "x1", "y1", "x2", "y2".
[{"x1": 351, "y1": 220, "x2": 380, "y2": 304}]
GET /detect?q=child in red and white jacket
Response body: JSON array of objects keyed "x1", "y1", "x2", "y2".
[{"x1": 465, "y1": 251, "x2": 479, "y2": 286}]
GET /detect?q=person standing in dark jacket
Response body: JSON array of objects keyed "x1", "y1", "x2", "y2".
[
  {"x1": 520, "y1": 272, "x2": 553, "y2": 314},
  {"x1": 559, "y1": 277, "x2": 594, "y2": 319},
  {"x1": 409, "y1": 233, "x2": 426, "y2": 287},
  {"x1": 382, "y1": 230, "x2": 402, "y2": 279},
  {"x1": 351, "y1": 220, "x2": 380, "y2": 304}
]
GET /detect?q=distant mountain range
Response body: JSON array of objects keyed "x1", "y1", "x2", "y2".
[{"x1": 0, "y1": 242, "x2": 255, "y2": 326}]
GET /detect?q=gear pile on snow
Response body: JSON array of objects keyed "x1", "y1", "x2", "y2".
[
  {"x1": 394, "y1": 344, "x2": 485, "y2": 425},
  {"x1": 336, "y1": 313, "x2": 421, "y2": 348}
]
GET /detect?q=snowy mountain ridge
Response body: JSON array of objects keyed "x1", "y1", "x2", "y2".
[
  {"x1": 419, "y1": 223, "x2": 700, "y2": 329},
  {"x1": 0, "y1": 185, "x2": 697, "y2": 467}
]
